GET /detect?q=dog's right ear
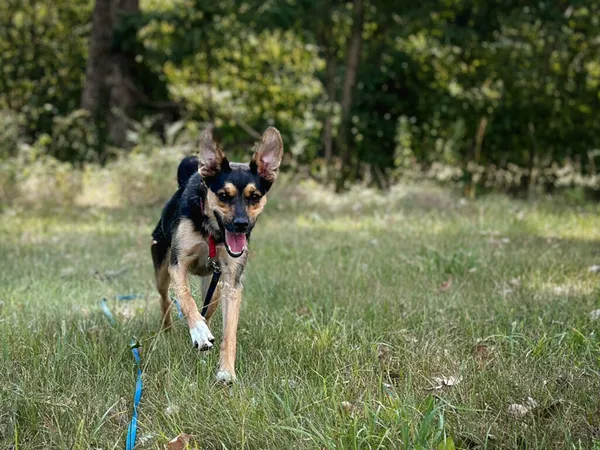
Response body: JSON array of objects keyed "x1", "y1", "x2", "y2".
[{"x1": 199, "y1": 127, "x2": 230, "y2": 178}]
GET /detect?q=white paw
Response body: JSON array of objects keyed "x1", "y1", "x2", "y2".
[
  {"x1": 216, "y1": 370, "x2": 235, "y2": 384},
  {"x1": 189, "y1": 321, "x2": 215, "y2": 351}
]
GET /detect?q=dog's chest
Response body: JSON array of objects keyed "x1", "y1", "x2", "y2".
[{"x1": 189, "y1": 256, "x2": 213, "y2": 276}]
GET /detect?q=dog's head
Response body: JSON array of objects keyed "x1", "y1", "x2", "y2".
[{"x1": 199, "y1": 126, "x2": 283, "y2": 257}]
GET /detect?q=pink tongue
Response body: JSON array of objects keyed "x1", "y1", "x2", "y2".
[{"x1": 225, "y1": 231, "x2": 247, "y2": 254}]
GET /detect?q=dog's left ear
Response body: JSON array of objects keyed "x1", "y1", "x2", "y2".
[{"x1": 251, "y1": 127, "x2": 283, "y2": 183}]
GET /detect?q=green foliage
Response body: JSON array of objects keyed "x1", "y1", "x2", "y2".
[
  {"x1": 1, "y1": 0, "x2": 600, "y2": 193},
  {"x1": 0, "y1": 0, "x2": 92, "y2": 135}
]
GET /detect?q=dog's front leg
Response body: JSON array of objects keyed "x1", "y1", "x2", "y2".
[
  {"x1": 169, "y1": 263, "x2": 215, "y2": 351},
  {"x1": 216, "y1": 263, "x2": 245, "y2": 383}
]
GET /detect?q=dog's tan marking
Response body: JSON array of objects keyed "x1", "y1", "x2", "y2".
[
  {"x1": 207, "y1": 189, "x2": 234, "y2": 222},
  {"x1": 248, "y1": 195, "x2": 267, "y2": 219},
  {"x1": 220, "y1": 182, "x2": 237, "y2": 197},
  {"x1": 169, "y1": 219, "x2": 209, "y2": 330},
  {"x1": 243, "y1": 183, "x2": 257, "y2": 197},
  {"x1": 215, "y1": 245, "x2": 247, "y2": 380}
]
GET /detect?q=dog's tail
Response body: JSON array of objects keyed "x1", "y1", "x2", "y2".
[{"x1": 177, "y1": 156, "x2": 199, "y2": 189}]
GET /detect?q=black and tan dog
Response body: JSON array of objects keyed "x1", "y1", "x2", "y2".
[{"x1": 151, "y1": 127, "x2": 283, "y2": 383}]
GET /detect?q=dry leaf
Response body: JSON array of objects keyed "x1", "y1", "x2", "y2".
[
  {"x1": 589, "y1": 309, "x2": 600, "y2": 321},
  {"x1": 60, "y1": 267, "x2": 75, "y2": 277},
  {"x1": 138, "y1": 433, "x2": 156, "y2": 445},
  {"x1": 280, "y1": 378, "x2": 298, "y2": 389},
  {"x1": 489, "y1": 237, "x2": 510, "y2": 247},
  {"x1": 509, "y1": 278, "x2": 521, "y2": 287},
  {"x1": 296, "y1": 306, "x2": 311, "y2": 317},
  {"x1": 340, "y1": 401, "x2": 354, "y2": 415},
  {"x1": 167, "y1": 433, "x2": 192, "y2": 450},
  {"x1": 377, "y1": 344, "x2": 392, "y2": 364},
  {"x1": 429, "y1": 375, "x2": 462, "y2": 390},
  {"x1": 508, "y1": 397, "x2": 538, "y2": 418},
  {"x1": 437, "y1": 278, "x2": 452, "y2": 293},
  {"x1": 104, "y1": 267, "x2": 129, "y2": 278},
  {"x1": 474, "y1": 343, "x2": 492, "y2": 363},
  {"x1": 165, "y1": 405, "x2": 179, "y2": 415},
  {"x1": 499, "y1": 286, "x2": 514, "y2": 296},
  {"x1": 117, "y1": 305, "x2": 136, "y2": 320},
  {"x1": 588, "y1": 265, "x2": 600, "y2": 274}
]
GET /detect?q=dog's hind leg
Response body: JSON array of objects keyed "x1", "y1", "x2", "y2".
[{"x1": 152, "y1": 240, "x2": 172, "y2": 330}]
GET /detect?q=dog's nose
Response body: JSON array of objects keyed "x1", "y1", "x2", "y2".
[{"x1": 233, "y1": 217, "x2": 249, "y2": 232}]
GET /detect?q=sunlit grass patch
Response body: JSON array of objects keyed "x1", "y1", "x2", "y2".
[{"x1": 1, "y1": 184, "x2": 600, "y2": 448}]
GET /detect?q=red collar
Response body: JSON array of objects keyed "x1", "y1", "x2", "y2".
[{"x1": 208, "y1": 235, "x2": 217, "y2": 259}]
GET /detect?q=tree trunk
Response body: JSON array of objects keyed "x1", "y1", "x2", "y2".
[
  {"x1": 81, "y1": 0, "x2": 115, "y2": 113},
  {"x1": 335, "y1": 0, "x2": 365, "y2": 192},
  {"x1": 323, "y1": 52, "x2": 337, "y2": 162},
  {"x1": 107, "y1": 0, "x2": 140, "y2": 148}
]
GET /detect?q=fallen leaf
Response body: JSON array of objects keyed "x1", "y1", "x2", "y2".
[
  {"x1": 165, "y1": 405, "x2": 179, "y2": 415},
  {"x1": 488, "y1": 237, "x2": 510, "y2": 247},
  {"x1": 437, "y1": 278, "x2": 452, "y2": 293},
  {"x1": 340, "y1": 401, "x2": 354, "y2": 415},
  {"x1": 280, "y1": 378, "x2": 298, "y2": 389},
  {"x1": 589, "y1": 309, "x2": 600, "y2": 321},
  {"x1": 117, "y1": 305, "x2": 135, "y2": 320},
  {"x1": 499, "y1": 286, "x2": 514, "y2": 296},
  {"x1": 508, "y1": 397, "x2": 537, "y2": 418},
  {"x1": 296, "y1": 306, "x2": 311, "y2": 317},
  {"x1": 167, "y1": 433, "x2": 192, "y2": 450},
  {"x1": 507, "y1": 403, "x2": 529, "y2": 417},
  {"x1": 429, "y1": 375, "x2": 462, "y2": 391},
  {"x1": 138, "y1": 433, "x2": 156, "y2": 445},
  {"x1": 509, "y1": 278, "x2": 521, "y2": 287},
  {"x1": 588, "y1": 265, "x2": 600, "y2": 274},
  {"x1": 377, "y1": 344, "x2": 392, "y2": 364},
  {"x1": 104, "y1": 267, "x2": 128, "y2": 278},
  {"x1": 60, "y1": 267, "x2": 75, "y2": 277},
  {"x1": 474, "y1": 343, "x2": 492, "y2": 363}
]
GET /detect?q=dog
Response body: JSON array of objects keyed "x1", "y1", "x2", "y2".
[{"x1": 151, "y1": 126, "x2": 283, "y2": 383}]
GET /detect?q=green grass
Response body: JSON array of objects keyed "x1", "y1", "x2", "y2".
[{"x1": 1, "y1": 182, "x2": 600, "y2": 449}]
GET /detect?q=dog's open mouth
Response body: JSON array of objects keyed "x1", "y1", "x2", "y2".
[{"x1": 224, "y1": 230, "x2": 246, "y2": 257}]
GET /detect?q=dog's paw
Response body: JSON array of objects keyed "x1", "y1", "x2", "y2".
[
  {"x1": 189, "y1": 321, "x2": 215, "y2": 351},
  {"x1": 216, "y1": 370, "x2": 235, "y2": 384}
]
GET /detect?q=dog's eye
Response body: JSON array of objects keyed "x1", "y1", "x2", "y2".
[
  {"x1": 218, "y1": 192, "x2": 230, "y2": 202},
  {"x1": 250, "y1": 193, "x2": 262, "y2": 202}
]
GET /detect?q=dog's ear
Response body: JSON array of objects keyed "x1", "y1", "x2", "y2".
[
  {"x1": 251, "y1": 127, "x2": 283, "y2": 183},
  {"x1": 199, "y1": 127, "x2": 230, "y2": 178}
]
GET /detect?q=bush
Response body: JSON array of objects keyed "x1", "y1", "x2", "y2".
[{"x1": 0, "y1": 144, "x2": 82, "y2": 207}]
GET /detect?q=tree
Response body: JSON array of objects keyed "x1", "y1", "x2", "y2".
[
  {"x1": 81, "y1": 0, "x2": 114, "y2": 114},
  {"x1": 335, "y1": 0, "x2": 365, "y2": 192},
  {"x1": 81, "y1": 0, "x2": 140, "y2": 147}
]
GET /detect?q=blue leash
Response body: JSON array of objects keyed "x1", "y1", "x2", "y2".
[
  {"x1": 99, "y1": 284, "x2": 217, "y2": 448},
  {"x1": 169, "y1": 295, "x2": 184, "y2": 318},
  {"x1": 100, "y1": 298, "x2": 116, "y2": 326},
  {"x1": 126, "y1": 340, "x2": 143, "y2": 450},
  {"x1": 98, "y1": 298, "x2": 144, "y2": 448}
]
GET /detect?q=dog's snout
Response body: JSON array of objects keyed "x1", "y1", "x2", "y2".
[{"x1": 233, "y1": 217, "x2": 249, "y2": 232}]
